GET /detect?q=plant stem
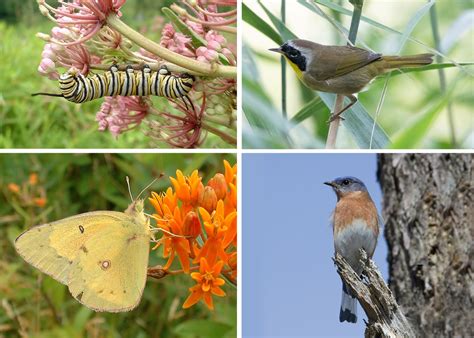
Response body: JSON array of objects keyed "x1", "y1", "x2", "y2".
[
  {"x1": 106, "y1": 14, "x2": 236, "y2": 79},
  {"x1": 326, "y1": 0, "x2": 364, "y2": 149},
  {"x1": 204, "y1": 115, "x2": 236, "y2": 129},
  {"x1": 326, "y1": 95, "x2": 344, "y2": 149},
  {"x1": 281, "y1": 0, "x2": 287, "y2": 118},
  {"x1": 429, "y1": 2, "x2": 456, "y2": 147},
  {"x1": 201, "y1": 121, "x2": 237, "y2": 145}
]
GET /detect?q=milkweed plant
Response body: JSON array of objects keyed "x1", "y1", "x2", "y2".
[{"x1": 36, "y1": 0, "x2": 237, "y2": 148}]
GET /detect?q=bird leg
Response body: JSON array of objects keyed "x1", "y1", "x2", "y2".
[{"x1": 327, "y1": 94, "x2": 357, "y2": 123}]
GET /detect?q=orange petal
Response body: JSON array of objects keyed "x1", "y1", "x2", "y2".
[
  {"x1": 183, "y1": 290, "x2": 202, "y2": 309},
  {"x1": 214, "y1": 278, "x2": 225, "y2": 286},
  {"x1": 211, "y1": 286, "x2": 226, "y2": 297},
  {"x1": 203, "y1": 292, "x2": 214, "y2": 310},
  {"x1": 202, "y1": 283, "x2": 211, "y2": 292}
]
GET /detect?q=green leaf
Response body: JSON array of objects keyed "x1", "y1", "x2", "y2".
[
  {"x1": 162, "y1": 7, "x2": 206, "y2": 48},
  {"x1": 397, "y1": 1, "x2": 434, "y2": 52},
  {"x1": 318, "y1": 93, "x2": 390, "y2": 148},
  {"x1": 257, "y1": 1, "x2": 297, "y2": 41},
  {"x1": 290, "y1": 97, "x2": 329, "y2": 126},
  {"x1": 173, "y1": 320, "x2": 233, "y2": 338},
  {"x1": 242, "y1": 3, "x2": 282, "y2": 44},
  {"x1": 390, "y1": 76, "x2": 459, "y2": 148},
  {"x1": 161, "y1": 7, "x2": 229, "y2": 65}
]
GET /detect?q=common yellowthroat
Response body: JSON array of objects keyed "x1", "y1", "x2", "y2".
[{"x1": 269, "y1": 39, "x2": 433, "y2": 122}]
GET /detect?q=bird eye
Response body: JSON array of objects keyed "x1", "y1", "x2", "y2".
[
  {"x1": 289, "y1": 51, "x2": 298, "y2": 58},
  {"x1": 342, "y1": 179, "x2": 350, "y2": 186}
]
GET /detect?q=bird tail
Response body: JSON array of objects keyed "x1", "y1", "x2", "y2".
[
  {"x1": 339, "y1": 282, "x2": 357, "y2": 323},
  {"x1": 381, "y1": 53, "x2": 434, "y2": 69}
]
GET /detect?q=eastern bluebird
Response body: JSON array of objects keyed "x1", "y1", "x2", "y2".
[{"x1": 324, "y1": 176, "x2": 381, "y2": 324}]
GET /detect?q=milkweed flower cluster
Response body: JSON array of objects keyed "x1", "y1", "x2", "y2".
[
  {"x1": 35, "y1": 0, "x2": 237, "y2": 148},
  {"x1": 148, "y1": 160, "x2": 237, "y2": 310},
  {"x1": 7, "y1": 173, "x2": 47, "y2": 208}
]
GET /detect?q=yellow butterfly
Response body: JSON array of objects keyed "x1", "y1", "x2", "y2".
[{"x1": 14, "y1": 180, "x2": 153, "y2": 312}]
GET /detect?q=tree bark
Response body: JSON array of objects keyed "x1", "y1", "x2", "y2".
[
  {"x1": 377, "y1": 153, "x2": 473, "y2": 337},
  {"x1": 334, "y1": 251, "x2": 415, "y2": 338}
]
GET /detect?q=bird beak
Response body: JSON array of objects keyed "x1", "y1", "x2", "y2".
[
  {"x1": 324, "y1": 181, "x2": 336, "y2": 188},
  {"x1": 268, "y1": 47, "x2": 282, "y2": 54}
]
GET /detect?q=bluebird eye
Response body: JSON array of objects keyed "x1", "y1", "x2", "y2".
[{"x1": 342, "y1": 179, "x2": 350, "y2": 186}]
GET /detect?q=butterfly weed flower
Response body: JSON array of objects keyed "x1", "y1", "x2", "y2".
[
  {"x1": 6, "y1": 174, "x2": 47, "y2": 209},
  {"x1": 34, "y1": 0, "x2": 236, "y2": 148},
  {"x1": 148, "y1": 160, "x2": 237, "y2": 310},
  {"x1": 182, "y1": 257, "x2": 226, "y2": 310}
]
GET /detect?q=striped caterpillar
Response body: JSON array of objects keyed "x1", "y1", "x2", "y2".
[{"x1": 33, "y1": 65, "x2": 195, "y2": 103}]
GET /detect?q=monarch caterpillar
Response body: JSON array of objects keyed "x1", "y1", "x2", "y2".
[{"x1": 33, "y1": 65, "x2": 195, "y2": 104}]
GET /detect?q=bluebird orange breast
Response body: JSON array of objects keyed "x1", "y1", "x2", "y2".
[{"x1": 332, "y1": 191, "x2": 379, "y2": 238}]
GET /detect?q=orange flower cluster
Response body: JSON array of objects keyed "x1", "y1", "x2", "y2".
[
  {"x1": 148, "y1": 160, "x2": 237, "y2": 310},
  {"x1": 7, "y1": 173, "x2": 47, "y2": 208}
]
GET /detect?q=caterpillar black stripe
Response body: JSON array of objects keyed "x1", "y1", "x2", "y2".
[{"x1": 33, "y1": 65, "x2": 195, "y2": 103}]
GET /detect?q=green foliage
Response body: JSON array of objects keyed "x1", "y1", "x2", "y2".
[
  {"x1": 0, "y1": 154, "x2": 237, "y2": 338},
  {"x1": 243, "y1": 0, "x2": 473, "y2": 149},
  {"x1": 0, "y1": 2, "x2": 229, "y2": 149}
]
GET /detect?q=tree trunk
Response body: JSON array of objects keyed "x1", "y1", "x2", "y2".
[{"x1": 377, "y1": 153, "x2": 473, "y2": 337}]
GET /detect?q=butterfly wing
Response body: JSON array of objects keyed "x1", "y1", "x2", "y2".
[
  {"x1": 14, "y1": 211, "x2": 127, "y2": 285},
  {"x1": 67, "y1": 213, "x2": 150, "y2": 312}
]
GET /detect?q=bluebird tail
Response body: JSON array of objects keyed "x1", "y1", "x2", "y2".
[{"x1": 340, "y1": 282, "x2": 357, "y2": 323}]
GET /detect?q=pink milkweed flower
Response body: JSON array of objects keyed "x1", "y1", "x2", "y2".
[
  {"x1": 38, "y1": 58, "x2": 59, "y2": 80},
  {"x1": 160, "y1": 24, "x2": 195, "y2": 58},
  {"x1": 39, "y1": 35, "x2": 92, "y2": 76},
  {"x1": 96, "y1": 96, "x2": 149, "y2": 137},
  {"x1": 154, "y1": 94, "x2": 207, "y2": 148},
  {"x1": 38, "y1": 0, "x2": 126, "y2": 46},
  {"x1": 196, "y1": 47, "x2": 218, "y2": 63}
]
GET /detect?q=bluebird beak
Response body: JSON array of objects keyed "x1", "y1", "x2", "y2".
[
  {"x1": 269, "y1": 47, "x2": 282, "y2": 54},
  {"x1": 324, "y1": 181, "x2": 336, "y2": 188}
]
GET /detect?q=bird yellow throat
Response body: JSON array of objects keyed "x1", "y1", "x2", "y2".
[{"x1": 284, "y1": 56, "x2": 304, "y2": 80}]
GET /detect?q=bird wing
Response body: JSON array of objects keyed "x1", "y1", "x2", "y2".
[{"x1": 311, "y1": 45, "x2": 382, "y2": 80}]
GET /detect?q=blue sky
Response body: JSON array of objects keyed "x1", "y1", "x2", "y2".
[{"x1": 242, "y1": 153, "x2": 387, "y2": 338}]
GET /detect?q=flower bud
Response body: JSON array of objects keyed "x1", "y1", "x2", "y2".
[
  {"x1": 208, "y1": 173, "x2": 227, "y2": 200},
  {"x1": 228, "y1": 252, "x2": 237, "y2": 271},
  {"x1": 29, "y1": 173, "x2": 38, "y2": 185},
  {"x1": 33, "y1": 197, "x2": 47, "y2": 208},
  {"x1": 198, "y1": 186, "x2": 218, "y2": 212},
  {"x1": 8, "y1": 183, "x2": 20, "y2": 194},
  {"x1": 183, "y1": 211, "x2": 201, "y2": 238}
]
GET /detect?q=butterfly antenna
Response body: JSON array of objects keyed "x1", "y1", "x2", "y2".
[
  {"x1": 126, "y1": 176, "x2": 134, "y2": 203},
  {"x1": 136, "y1": 174, "x2": 164, "y2": 200}
]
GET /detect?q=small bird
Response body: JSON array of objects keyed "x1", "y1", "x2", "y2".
[
  {"x1": 324, "y1": 176, "x2": 381, "y2": 323},
  {"x1": 270, "y1": 39, "x2": 433, "y2": 122}
]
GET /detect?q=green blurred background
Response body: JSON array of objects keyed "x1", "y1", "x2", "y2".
[
  {"x1": 0, "y1": 0, "x2": 231, "y2": 148},
  {"x1": 243, "y1": 0, "x2": 473, "y2": 149},
  {"x1": 0, "y1": 153, "x2": 237, "y2": 337}
]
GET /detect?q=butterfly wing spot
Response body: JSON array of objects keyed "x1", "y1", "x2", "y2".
[
  {"x1": 80, "y1": 245, "x2": 88, "y2": 254},
  {"x1": 79, "y1": 225, "x2": 85, "y2": 233},
  {"x1": 77, "y1": 291, "x2": 84, "y2": 301},
  {"x1": 123, "y1": 290, "x2": 126, "y2": 294},
  {"x1": 98, "y1": 289, "x2": 104, "y2": 294},
  {"x1": 110, "y1": 290, "x2": 114, "y2": 295},
  {"x1": 127, "y1": 234, "x2": 138, "y2": 244},
  {"x1": 37, "y1": 228, "x2": 41, "y2": 232},
  {"x1": 99, "y1": 260, "x2": 111, "y2": 271}
]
